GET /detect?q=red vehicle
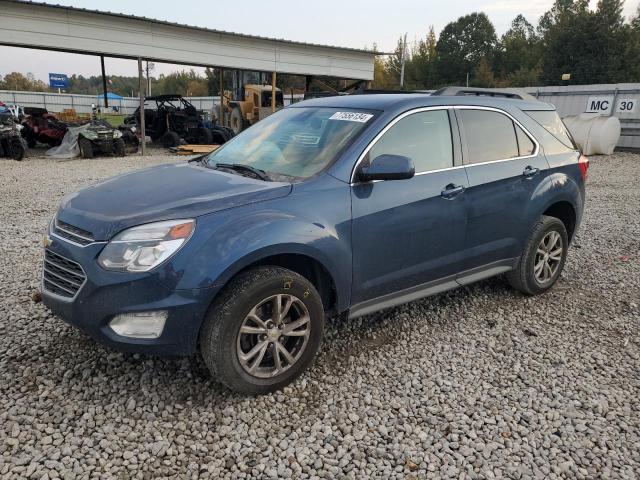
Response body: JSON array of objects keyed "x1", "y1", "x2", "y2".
[{"x1": 21, "y1": 108, "x2": 68, "y2": 147}]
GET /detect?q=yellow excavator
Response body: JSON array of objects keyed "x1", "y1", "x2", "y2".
[
  {"x1": 218, "y1": 71, "x2": 368, "y2": 134},
  {"x1": 222, "y1": 82, "x2": 284, "y2": 135}
]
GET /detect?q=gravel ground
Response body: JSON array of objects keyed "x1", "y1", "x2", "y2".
[{"x1": 0, "y1": 151, "x2": 638, "y2": 479}]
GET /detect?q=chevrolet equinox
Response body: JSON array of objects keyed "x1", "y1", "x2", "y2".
[{"x1": 42, "y1": 89, "x2": 588, "y2": 394}]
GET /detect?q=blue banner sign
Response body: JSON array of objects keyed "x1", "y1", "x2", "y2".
[{"x1": 49, "y1": 73, "x2": 69, "y2": 89}]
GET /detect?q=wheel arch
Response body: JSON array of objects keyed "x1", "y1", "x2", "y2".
[
  {"x1": 208, "y1": 245, "x2": 344, "y2": 316},
  {"x1": 529, "y1": 171, "x2": 583, "y2": 243},
  {"x1": 543, "y1": 201, "x2": 577, "y2": 241}
]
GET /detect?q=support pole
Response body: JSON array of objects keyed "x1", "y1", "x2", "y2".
[
  {"x1": 219, "y1": 67, "x2": 225, "y2": 126},
  {"x1": 100, "y1": 55, "x2": 108, "y2": 109},
  {"x1": 137, "y1": 57, "x2": 146, "y2": 156},
  {"x1": 146, "y1": 61, "x2": 151, "y2": 96},
  {"x1": 610, "y1": 88, "x2": 619, "y2": 117},
  {"x1": 399, "y1": 33, "x2": 407, "y2": 89},
  {"x1": 271, "y1": 71, "x2": 277, "y2": 113}
]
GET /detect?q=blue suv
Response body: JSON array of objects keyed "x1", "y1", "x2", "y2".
[{"x1": 42, "y1": 89, "x2": 588, "y2": 394}]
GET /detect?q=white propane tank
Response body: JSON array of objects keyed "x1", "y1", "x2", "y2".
[{"x1": 562, "y1": 113, "x2": 621, "y2": 155}]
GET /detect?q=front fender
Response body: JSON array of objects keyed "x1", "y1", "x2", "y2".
[{"x1": 171, "y1": 179, "x2": 353, "y2": 311}]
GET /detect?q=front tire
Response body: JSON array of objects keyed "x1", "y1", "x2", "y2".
[
  {"x1": 9, "y1": 137, "x2": 26, "y2": 161},
  {"x1": 78, "y1": 137, "x2": 94, "y2": 158},
  {"x1": 507, "y1": 215, "x2": 568, "y2": 295},
  {"x1": 200, "y1": 267, "x2": 324, "y2": 394},
  {"x1": 113, "y1": 138, "x2": 126, "y2": 157}
]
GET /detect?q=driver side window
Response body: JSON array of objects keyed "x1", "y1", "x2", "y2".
[{"x1": 368, "y1": 109, "x2": 453, "y2": 173}]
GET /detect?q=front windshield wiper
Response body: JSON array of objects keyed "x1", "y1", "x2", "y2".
[{"x1": 214, "y1": 162, "x2": 271, "y2": 181}]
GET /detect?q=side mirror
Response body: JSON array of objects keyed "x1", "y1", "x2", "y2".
[{"x1": 358, "y1": 154, "x2": 415, "y2": 182}]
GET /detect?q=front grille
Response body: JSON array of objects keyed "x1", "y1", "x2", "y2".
[
  {"x1": 43, "y1": 250, "x2": 86, "y2": 299},
  {"x1": 53, "y1": 219, "x2": 95, "y2": 245}
]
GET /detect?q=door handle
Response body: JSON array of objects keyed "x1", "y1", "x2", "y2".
[
  {"x1": 441, "y1": 183, "x2": 465, "y2": 199},
  {"x1": 523, "y1": 166, "x2": 540, "y2": 178}
]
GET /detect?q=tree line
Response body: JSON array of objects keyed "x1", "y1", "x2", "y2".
[
  {"x1": 375, "y1": 0, "x2": 640, "y2": 89},
  {"x1": 0, "y1": 68, "x2": 306, "y2": 97},
  {"x1": 0, "y1": 69, "x2": 216, "y2": 97}
]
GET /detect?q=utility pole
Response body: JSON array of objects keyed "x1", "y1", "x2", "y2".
[
  {"x1": 399, "y1": 33, "x2": 407, "y2": 89},
  {"x1": 146, "y1": 61, "x2": 154, "y2": 96},
  {"x1": 100, "y1": 55, "x2": 109, "y2": 109}
]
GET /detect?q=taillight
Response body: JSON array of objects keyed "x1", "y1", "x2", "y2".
[{"x1": 578, "y1": 154, "x2": 589, "y2": 181}]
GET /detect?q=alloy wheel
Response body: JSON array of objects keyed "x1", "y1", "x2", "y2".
[
  {"x1": 236, "y1": 294, "x2": 311, "y2": 378},
  {"x1": 534, "y1": 230, "x2": 563, "y2": 284}
]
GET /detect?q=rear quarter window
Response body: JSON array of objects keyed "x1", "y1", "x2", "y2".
[{"x1": 525, "y1": 110, "x2": 577, "y2": 151}]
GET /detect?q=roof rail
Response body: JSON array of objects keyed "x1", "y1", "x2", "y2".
[
  {"x1": 349, "y1": 89, "x2": 430, "y2": 95},
  {"x1": 432, "y1": 86, "x2": 538, "y2": 102}
]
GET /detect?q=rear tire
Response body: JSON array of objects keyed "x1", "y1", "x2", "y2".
[
  {"x1": 507, "y1": 215, "x2": 568, "y2": 295},
  {"x1": 197, "y1": 127, "x2": 213, "y2": 145},
  {"x1": 200, "y1": 266, "x2": 324, "y2": 394},
  {"x1": 78, "y1": 137, "x2": 94, "y2": 159},
  {"x1": 162, "y1": 131, "x2": 181, "y2": 148}
]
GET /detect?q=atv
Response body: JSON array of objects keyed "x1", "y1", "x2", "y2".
[
  {"x1": 125, "y1": 94, "x2": 230, "y2": 148},
  {"x1": 21, "y1": 108, "x2": 68, "y2": 147},
  {"x1": 77, "y1": 120, "x2": 126, "y2": 158},
  {"x1": 0, "y1": 113, "x2": 27, "y2": 161}
]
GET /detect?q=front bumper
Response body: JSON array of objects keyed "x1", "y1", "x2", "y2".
[{"x1": 41, "y1": 234, "x2": 219, "y2": 356}]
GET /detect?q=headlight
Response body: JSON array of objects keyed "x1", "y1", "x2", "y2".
[
  {"x1": 98, "y1": 219, "x2": 195, "y2": 272},
  {"x1": 113, "y1": 129, "x2": 123, "y2": 139}
]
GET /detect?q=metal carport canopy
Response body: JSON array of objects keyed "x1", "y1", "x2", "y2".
[{"x1": 0, "y1": 0, "x2": 376, "y2": 80}]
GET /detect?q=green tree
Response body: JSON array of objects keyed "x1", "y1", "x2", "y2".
[
  {"x1": 537, "y1": 0, "x2": 589, "y2": 36},
  {"x1": 539, "y1": 0, "x2": 633, "y2": 84},
  {"x1": 538, "y1": 1, "x2": 594, "y2": 84},
  {"x1": 154, "y1": 70, "x2": 209, "y2": 96},
  {"x1": 435, "y1": 13, "x2": 497, "y2": 86},
  {"x1": 405, "y1": 26, "x2": 439, "y2": 89},
  {"x1": 593, "y1": 0, "x2": 633, "y2": 82},
  {"x1": 472, "y1": 57, "x2": 496, "y2": 87},
  {"x1": 383, "y1": 36, "x2": 406, "y2": 88},
  {"x1": 0, "y1": 72, "x2": 48, "y2": 91},
  {"x1": 496, "y1": 15, "x2": 542, "y2": 85},
  {"x1": 632, "y1": 5, "x2": 640, "y2": 30}
]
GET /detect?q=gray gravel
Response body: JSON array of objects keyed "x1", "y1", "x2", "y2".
[{"x1": 0, "y1": 150, "x2": 639, "y2": 479}]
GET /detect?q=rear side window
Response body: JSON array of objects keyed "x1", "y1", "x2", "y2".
[
  {"x1": 459, "y1": 110, "x2": 519, "y2": 164},
  {"x1": 367, "y1": 110, "x2": 453, "y2": 173},
  {"x1": 525, "y1": 110, "x2": 576, "y2": 149}
]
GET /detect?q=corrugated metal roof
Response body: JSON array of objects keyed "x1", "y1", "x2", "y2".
[{"x1": 5, "y1": 0, "x2": 381, "y2": 55}]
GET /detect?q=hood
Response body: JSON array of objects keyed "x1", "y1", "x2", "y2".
[{"x1": 57, "y1": 162, "x2": 292, "y2": 240}]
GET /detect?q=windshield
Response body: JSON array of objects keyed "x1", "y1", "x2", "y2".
[{"x1": 205, "y1": 107, "x2": 376, "y2": 179}]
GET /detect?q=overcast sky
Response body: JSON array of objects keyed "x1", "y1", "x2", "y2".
[{"x1": 1, "y1": 0, "x2": 638, "y2": 81}]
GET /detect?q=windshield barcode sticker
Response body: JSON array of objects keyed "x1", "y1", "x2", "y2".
[{"x1": 329, "y1": 111, "x2": 373, "y2": 123}]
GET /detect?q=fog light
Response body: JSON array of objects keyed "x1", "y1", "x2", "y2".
[{"x1": 109, "y1": 311, "x2": 168, "y2": 339}]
